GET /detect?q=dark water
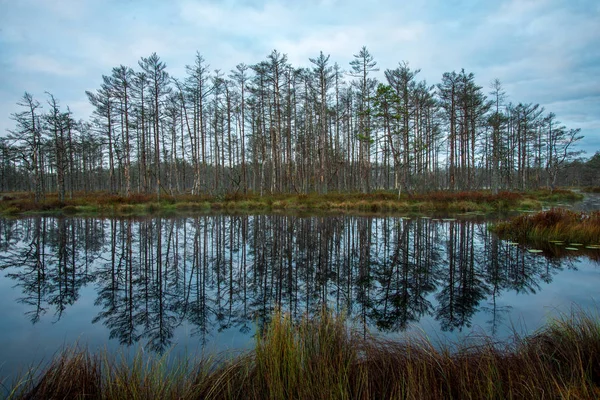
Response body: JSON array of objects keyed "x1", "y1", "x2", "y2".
[
  {"x1": 572, "y1": 192, "x2": 600, "y2": 212},
  {"x1": 0, "y1": 214, "x2": 598, "y2": 382}
]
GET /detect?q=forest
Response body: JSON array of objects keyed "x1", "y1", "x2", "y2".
[
  {"x1": 2, "y1": 47, "x2": 596, "y2": 202},
  {"x1": 2, "y1": 47, "x2": 600, "y2": 400}
]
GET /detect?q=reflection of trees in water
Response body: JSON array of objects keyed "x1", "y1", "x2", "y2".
[
  {"x1": 0, "y1": 215, "x2": 578, "y2": 352},
  {"x1": 435, "y1": 222, "x2": 489, "y2": 331},
  {"x1": 369, "y1": 218, "x2": 437, "y2": 332},
  {"x1": 0, "y1": 217, "x2": 102, "y2": 323}
]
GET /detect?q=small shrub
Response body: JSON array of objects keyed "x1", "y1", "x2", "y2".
[
  {"x1": 115, "y1": 204, "x2": 136, "y2": 214},
  {"x1": 76, "y1": 205, "x2": 99, "y2": 213},
  {"x1": 448, "y1": 200, "x2": 481, "y2": 212},
  {"x1": 61, "y1": 205, "x2": 78, "y2": 214},
  {"x1": 1, "y1": 206, "x2": 20, "y2": 215},
  {"x1": 145, "y1": 202, "x2": 162, "y2": 213},
  {"x1": 271, "y1": 200, "x2": 287, "y2": 209},
  {"x1": 126, "y1": 193, "x2": 155, "y2": 204}
]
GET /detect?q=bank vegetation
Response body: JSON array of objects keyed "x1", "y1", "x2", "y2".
[{"x1": 6, "y1": 309, "x2": 600, "y2": 399}]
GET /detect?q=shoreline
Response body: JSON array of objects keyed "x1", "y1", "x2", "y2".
[
  {"x1": 0, "y1": 189, "x2": 583, "y2": 217},
  {"x1": 5, "y1": 309, "x2": 600, "y2": 399},
  {"x1": 491, "y1": 208, "x2": 600, "y2": 248}
]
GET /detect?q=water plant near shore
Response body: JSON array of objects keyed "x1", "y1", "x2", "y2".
[
  {"x1": 582, "y1": 187, "x2": 600, "y2": 194},
  {"x1": 5, "y1": 309, "x2": 600, "y2": 399},
  {"x1": 0, "y1": 189, "x2": 583, "y2": 216},
  {"x1": 492, "y1": 208, "x2": 600, "y2": 245}
]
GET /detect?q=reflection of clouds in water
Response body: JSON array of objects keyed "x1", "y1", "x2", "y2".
[{"x1": 0, "y1": 215, "x2": 596, "y2": 372}]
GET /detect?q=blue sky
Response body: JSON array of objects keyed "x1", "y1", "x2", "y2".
[{"x1": 1, "y1": 0, "x2": 599, "y2": 155}]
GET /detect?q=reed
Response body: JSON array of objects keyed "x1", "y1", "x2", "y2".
[
  {"x1": 492, "y1": 209, "x2": 600, "y2": 245},
  {"x1": 0, "y1": 189, "x2": 584, "y2": 216},
  {"x1": 6, "y1": 308, "x2": 600, "y2": 399}
]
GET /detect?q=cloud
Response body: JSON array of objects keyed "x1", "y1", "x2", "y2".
[
  {"x1": 66, "y1": 99, "x2": 95, "y2": 123},
  {"x1": 0, "y1": 0, "x2": 598, "y2": 154},
  {"x1": 12, "y1": 54, "x2": 85, "y2": 77},
  {"x1": 178, "y1": 0, "x2": 298, "y2": 39}
]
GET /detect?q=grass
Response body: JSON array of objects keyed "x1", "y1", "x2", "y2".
[
  {"x1": 5, "y1": 308, "x2": 600, "y2": 399},
  {"x1": 492, "y1": 208, "x2": 600, "y2": 246},
  {"x1": 529, "y1": 188, "x2": 585, "y2": 202},
  {"x1": 0, "y1": 189, "x2": 584, "y2": 217},
  {"x1": 582, "y1": 187, "x2": 600, "y2": 194}
]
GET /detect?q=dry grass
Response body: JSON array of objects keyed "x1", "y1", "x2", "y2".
[
  {"x1": 582, "y1": 187, "x2": 600, "y2": 194},
  {"x1": 6, "y1": 309, "x2": 600, "y2": 399},
  {"x1": 0, "y1": 189, "x2": 583, "y2": 216},
  {"x1": 492, "y1": 209, "x2": 600, "y2": 245}
]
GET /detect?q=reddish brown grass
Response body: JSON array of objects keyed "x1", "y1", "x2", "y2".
[
  {"x1": 8, "y1": 310, "x2": 600, "y2": 399},
  {"x1": 0, "y1": 189, "x2": 582, "y2": 215},
  {"x1": 492, "y1": 209, "x2": 600, "y2": 245}
]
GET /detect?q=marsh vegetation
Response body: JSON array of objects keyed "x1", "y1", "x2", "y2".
[{"x1": 7, "y1": 309, "x2": 600, "y2": 399}]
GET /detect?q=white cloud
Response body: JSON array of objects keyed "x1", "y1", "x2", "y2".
[
  {"x1": 66, "y1": 99, "x2": 94, "y2": 122},
  {"x1": 178, "y1": 0, "x2": 297, "y2": 37},
  {"x1": 0, "y1": 0, "x2": 598, "y2": 153},
  {"x1": 12, "y1": 54, "x2": 85, "y2": 77},
  {"x1": 39, "y1": 0, "x2": 89, "y2": 21},
  {"x1": 273, "y1": 27, "x2": 368, "y2": 67}
]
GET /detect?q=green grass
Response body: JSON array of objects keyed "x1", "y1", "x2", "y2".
[
  {"x1": 0, "y1": 189, "x2": 584, "y2": 216},
  {"x1": 529, "y1": 188, "x2": 584, "y2": 202},
  {"x1": 6, "y1": 309, "x2": 600, "y2": 399}
]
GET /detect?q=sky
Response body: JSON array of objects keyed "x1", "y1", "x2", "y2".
[{"x1": 1, "y1": 0, "x2": 599, "y2": 156}]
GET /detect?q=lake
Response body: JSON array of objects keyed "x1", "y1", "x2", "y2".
[{"x1": 0, "y1": 212, "x2": 599, "y2": 383}]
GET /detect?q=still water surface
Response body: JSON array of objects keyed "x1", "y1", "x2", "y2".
[{"x1": 0, "y1": 213, "x2": 598, "y2": 380}]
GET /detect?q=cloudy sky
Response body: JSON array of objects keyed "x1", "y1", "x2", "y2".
[{"x1": 1, "y1": 0, "x2": 599, "y2": 155}]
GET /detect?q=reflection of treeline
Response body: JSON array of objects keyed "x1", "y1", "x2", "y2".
[{"x1": 0, "y1": 216, "x2": 575, "y2": 352}]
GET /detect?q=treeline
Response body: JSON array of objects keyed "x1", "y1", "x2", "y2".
[{"x1": 1, "y1": 47, "x2": 587, "y2": 200}]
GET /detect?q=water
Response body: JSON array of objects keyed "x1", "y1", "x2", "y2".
[
  {"x1": 573, "y1": 192, "x2": 600, "y2": 212},
  {"x1": 0, "y1": 213, "x2": 598, "y2": 382}
]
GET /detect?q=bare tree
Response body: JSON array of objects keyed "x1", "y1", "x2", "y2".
[
  {"x1": 7, "y1": 93, "x2": 45, "y2": 201},
  {"x1": 543, "y1": 113, "x2": 583, "y2": 190}
]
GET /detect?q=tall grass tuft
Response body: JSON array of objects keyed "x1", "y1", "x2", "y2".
[
  {"x1": 7, "y1": 309, "x2": 600, "y2": 399},
  {"x1": 15, "y1": 347, "x2": 101, "y2": 399},
  {"x1": 0, "y1": 189, "x2": 583, "y2": 216},
  {"x1": 492, "y1": 208, "x2": 600, "y2": 244},
  {"x1": 252, "y1": 308, "x2": 356, "y2": 399}
]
